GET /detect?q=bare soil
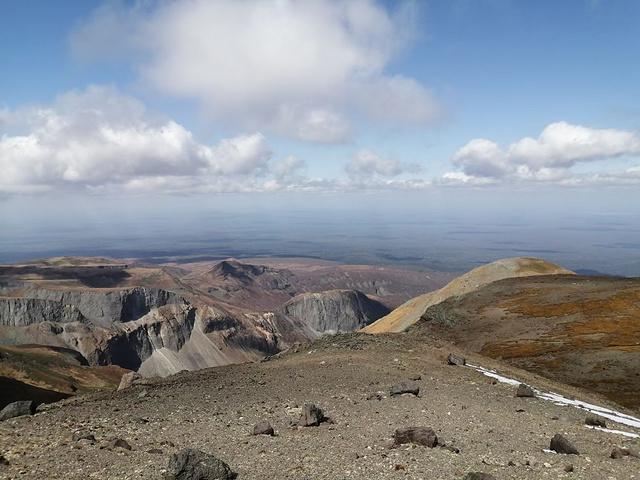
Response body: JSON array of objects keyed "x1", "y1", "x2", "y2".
[{"x1": 1, "y1": 332, "x2": 639, "y2": 479}]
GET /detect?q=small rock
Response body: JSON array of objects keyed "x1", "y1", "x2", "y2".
[
  {"x1": 148, "y1": 448, "x2": 164, "y2": 454},
  {"x1": 516, "y1": 384, "x2": 535, "y2": 398},
  {"x1": 0, "y1": 401, "x2": 35, "y2": 421},
  {"x1": 441, "y1": 444, "x2": 460, "y2": 454},
  {"x1": 110, "y1": 438, "x2": 132, "y2": 450},
  {"x1": 118, "y1": 371, "x2": 142, "y2": 391},
  {"x1": 409, "y1": 373, "x2": 422, "y2": 381},
  {"x1": 252, "y1": 421, "x2": 275, "y2": 436},
  {"x1": 550, "y1": 434, "x2": 579, "y2": 455},
  {"x1": 610, "y1": 447, "x2": 631, "y2": 459},
  {"x1": 167, "y1": 448, "x2": 236, "y2": 480},
  {"x1": 585, "y1": 414, "x2": 607, "y2": 428},
  {"x1": 298, "y1": 403, "x2": 325, "y2": 427},
  {"x1": 564, "y1": 464, "x2": 574, "y2": 472},
  {"x1": 447, "y1": 354, "x2": 466, "y2": 366},
  {"x1": 72, "y1": 432, "x2": 96, "y2": 442},
  {"x1": 390, "y1": 381, "x2": 420, "y2": 397},
  {"x1": 464, "y1": 473, "x2": 496, "y2": 480},
  {"x1": 0, "y1": 454, "x2": 9, "y2": 466},
  {"x1": 393, "y1": 427, "x2": 438, "y2": 448}
]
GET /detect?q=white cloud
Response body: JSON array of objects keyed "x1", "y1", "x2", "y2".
[
  {"x1": 346, "y1": 149, "x2": 421, "y2": 178},
  {"x1": 448, "y1": 121, "x2": 640, "y2": 184},
  {"x1": 0, "y1": 85, "x2": 273, "y2": 194},
  {"x1": 71, "y1": 0, "x2": 442, "y2": 142}
]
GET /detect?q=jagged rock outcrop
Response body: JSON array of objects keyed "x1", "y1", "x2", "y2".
[
  {"x1": 22, "y1": 287, "x2": 186, "y2": 326},
  {"x1": 278, "y1": 289, "x2": 390, "y2": 333}
]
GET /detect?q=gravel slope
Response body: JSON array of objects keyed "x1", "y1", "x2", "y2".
[{"x1": 1, "y1": 332, "x2": 639, "y2": 479}]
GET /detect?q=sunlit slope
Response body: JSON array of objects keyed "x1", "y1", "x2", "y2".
[
  {"x1": 362, "y1": 257, "x2": 574, "y2": 333},
  {"x1": 411, "y1": 274, "x2": 640, "y2": 410}
]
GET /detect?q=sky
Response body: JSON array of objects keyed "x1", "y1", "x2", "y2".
[{"x1": 1, "y1": 0, "x2": 640, "y2": 271}]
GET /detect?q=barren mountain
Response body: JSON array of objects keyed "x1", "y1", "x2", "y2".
[
  {"x1": 413, "y1": 274, "x2": 640, "y2": 411},
  {"x1": 179, "y1": 259, "x2": 298, "y2": 311},
  {"x1": 0, "y1": 257, "x2": 429, "y2": 404},
  {"x1": 363, "y1": 257, "x2": 574, "y2": 334},
  {"x1": 170, "y1": 257, "x2": 455, "y2": 311}
]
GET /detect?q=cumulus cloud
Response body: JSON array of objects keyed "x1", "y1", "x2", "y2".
[
  {"x1": 447, "y1": 122, "x2": 640, "y2": 184},
  {"x1": 346, "y1": 149, "x2": 421, "y2": 178},
  {"x1": 71, "y1": 0, "x2": 442, "y2": 142},
  {"x1": 0, "y1": 85, "x2": 274, "y2": 194}
]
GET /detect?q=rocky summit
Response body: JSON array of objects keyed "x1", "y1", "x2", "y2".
[{"x1": 1, "y1": 332, "x2": 639, "y2": 479}]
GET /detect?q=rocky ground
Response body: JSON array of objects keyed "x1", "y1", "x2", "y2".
[{"x1": 1, "y1": 332, "x2": 639, "y2": 479}]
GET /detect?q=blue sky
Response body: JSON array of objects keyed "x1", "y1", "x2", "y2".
[{"x1": 1, "y1": 1, "x2": 640, "y2": 253}]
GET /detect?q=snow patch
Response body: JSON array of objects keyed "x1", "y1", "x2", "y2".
[{"x1": 468, "y1": 363, "x2": 640, "y2": 435}]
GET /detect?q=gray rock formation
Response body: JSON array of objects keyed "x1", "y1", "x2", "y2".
[
  {"x1": 0, "y1": 287, "x2": 186, "y2": 329},
  {"x1": 278, "y1": 290, "x2": 390, "y2": 333}
]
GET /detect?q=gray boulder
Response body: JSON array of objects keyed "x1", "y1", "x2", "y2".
[
  {"x1": 516, "y1": 384, "x2": 535, "y2": 398},
  {"x1": 390, "y1": 381, "x2": 420, "y2": 397},
  {"x1": 393, "y1": 427, "x2": 438, "y2": 448},
  {"x1": 0, "y1": 401, "x2": 35, "y2": 421},
  {"x1": 585, "y1": 413, "x2": 606, "y2": 428},
  {"x1": 252, "y1": 422, "x2": 274, "y2": 436},
  {"x1": 550, "y1": 434, "x2": 579, "y2": 455},
  {"x1": 447, "y1": 353, "x2": 466, "y2": 366},
  {"x1": 298, "y1": 403, "x2": 325, "y2": 427},
  {"x1": 167, "y1": 448, "x2": 236, "y2": 480}
]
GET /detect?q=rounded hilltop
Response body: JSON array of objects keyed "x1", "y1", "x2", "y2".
[{"x1": 362, "y1": 257, "x2": 574, "y2": 334}]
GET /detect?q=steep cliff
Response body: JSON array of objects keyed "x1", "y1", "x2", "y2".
[{"x1": 278, "y1": 289, "x2": 390, "y2": 333}]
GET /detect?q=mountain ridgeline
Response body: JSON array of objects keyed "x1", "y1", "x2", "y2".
[{"x1": 0, "y1": 257, "x2": 422, "y2": 401}]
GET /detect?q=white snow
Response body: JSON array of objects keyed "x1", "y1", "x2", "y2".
[{"x1": 467, "y1": 363, "x2": 640, "y2": 436}]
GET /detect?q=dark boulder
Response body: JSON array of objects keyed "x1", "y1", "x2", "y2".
[
  {"x1": 393, "y1": 427, "x2": 438, "y2": 448},
  {"x1": 0, "y1": 401, "x2": 35, "y2": 421},
  {"x1": 550, "y1": 434, "x2": 579, "y2": 455},
  {"x1": 390, "y1": 381, "x2": 420, "y2": 397},
  {"x1": 166, "y1": 448, "x2": 236, "y2": 480}
]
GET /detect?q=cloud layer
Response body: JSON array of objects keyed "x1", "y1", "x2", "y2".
[
  {"x1": 0, "y1": 86, "x2": 275, "y2": 194},
  {"x1": 447, "y1": 122, "x2": 640, "y2": 184},
  {"x1": 71, "y1": 0, "x2": 441, "y2": 142}
]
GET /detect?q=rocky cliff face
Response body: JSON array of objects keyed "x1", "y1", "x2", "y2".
[
  {"x1": 22, "y1": 287, "x2": 186, "y2": 326},
  {"x1": 0, "y1": 298, "x2": 87, "y2": 327},
  {"x1": 279, "y1": 290, "x2": 390, "y2": 333}
]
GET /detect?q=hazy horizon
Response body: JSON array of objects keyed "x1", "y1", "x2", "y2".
[
  {"x1": 2, "y1": 189, "x2": 639, "y2": 277},
  {"x1": 2, "y1": 1, "x2": 639, "y2": 277}
]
